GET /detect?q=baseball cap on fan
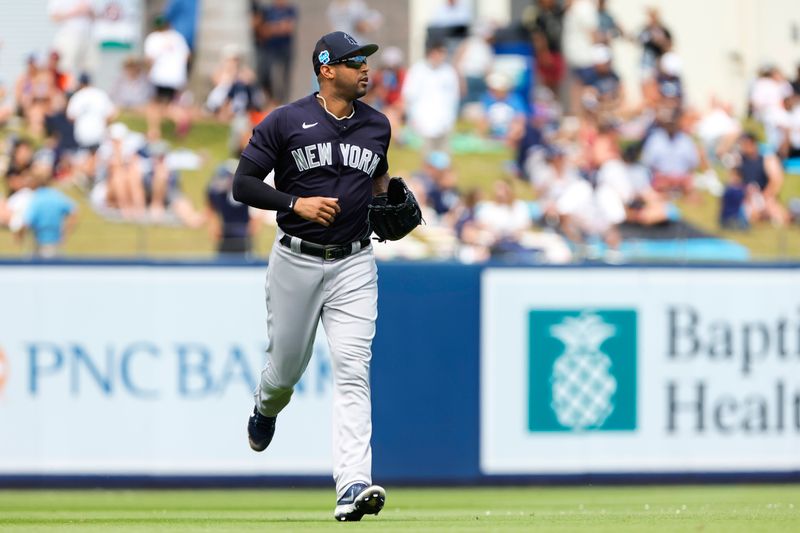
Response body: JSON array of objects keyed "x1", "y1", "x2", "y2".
[{"x1": 312, "y1": 31, "x2": 379, "y2": 75}]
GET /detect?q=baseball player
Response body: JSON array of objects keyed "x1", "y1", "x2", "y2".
[{"x1": 231, "y1": 31, "x2": 392, "y2": 522}]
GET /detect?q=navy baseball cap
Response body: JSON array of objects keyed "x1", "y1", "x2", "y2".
[{"x1": 312, "y1": 31, "x2": 379, "y2": 75}]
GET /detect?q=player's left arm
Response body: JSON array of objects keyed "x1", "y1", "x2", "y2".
[
  {"x1": 373, "y1": 173, "x2": 390, "y2": 196},
  {"x1": 372, "y1": 115, "x2": 392, "y2": 196}
]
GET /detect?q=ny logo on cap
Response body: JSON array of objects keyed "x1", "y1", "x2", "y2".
[
  {"x1": 343, "y1": 33, "x2": 358, "y2": 46},
  {"x1": 318, "y1": 50, "x2": 330, "y2": 64}
]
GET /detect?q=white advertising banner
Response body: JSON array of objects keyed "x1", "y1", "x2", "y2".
[
  {"x1": 481, "y1": 268, "x2": 800, "y2": 474},
  {"x1": 0, "y1": 266, "x2": 334, "y2": 475}
]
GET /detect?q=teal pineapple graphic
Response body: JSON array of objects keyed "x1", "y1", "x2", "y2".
[
  {"x1": 528, "y1": 309, "x2": 637, "y2": 432},
  {"x1": 549, "y1": 312, "x2": 617, "y2": 429}
]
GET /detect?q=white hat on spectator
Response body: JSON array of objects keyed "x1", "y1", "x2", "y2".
[
  {"x1": 487, "y1": 71, "x2": 512, "y2": 91},
  {"x1": 380, "y1": 46, "x2": 404, "y2": 68},
  {"x1": 109, "y1": 122, "x2": 129, "y2": 141},
  {"x1": 660, "y1": 52, "x2": 682, "y2": 76},
  {"x1": 591, "y1": 45, "x2": 612, "y2": 66},
  {"x1": 470, "y1": 19, "x2": 494, "y2": 39}
]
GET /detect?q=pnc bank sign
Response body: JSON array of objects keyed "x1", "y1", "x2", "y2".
[{"x1": 3, "y1": 340, "x2": 332, "y2": 400}]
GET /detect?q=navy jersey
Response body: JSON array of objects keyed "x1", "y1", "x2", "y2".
[
  {"x1": 242, "y1": 93, "x2": 391, "y2": 245},
  {"x1": 257, "y1": 4, "x2": 297, "y2": 49},
  {"x1": 207, "y1": 162, "x2": 250, "y2": 239},
  {"x1": 228, "y1": 80, "x2": 260, "y2": 114},
  {"x1": 740, "y1": 154, "x2": 769, "y2": 191}
]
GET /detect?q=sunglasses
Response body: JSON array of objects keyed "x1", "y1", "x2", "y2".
[{"x1": 330, "y1": 55, "x2": 368, "y2": 69}]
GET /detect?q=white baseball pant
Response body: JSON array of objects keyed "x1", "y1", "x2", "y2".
[{"x1": 255, "y1": 230, "x2": 378, "y2": 498}]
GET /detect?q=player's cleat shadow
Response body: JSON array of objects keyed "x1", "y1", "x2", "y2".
[
  {"x1": 247, "y1": 406, "x2": 276, "y2": 452},
  {"x1": 334, "y1": 483, "x2": 386, "y2": 522}
]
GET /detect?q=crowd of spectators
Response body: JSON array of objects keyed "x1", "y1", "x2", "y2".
[
  {"x1": 0, "y1": 1, "x2": 209, "y2": 257},
  {"x1": 365, "y1": 0, "x2": 800, "y2": 262},
  {"x1": 2, "y1": 0, "x2": 799, "y2": 261}
]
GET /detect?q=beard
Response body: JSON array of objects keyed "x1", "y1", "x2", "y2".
[
  {"x1": 333, "y1": 74, "x2": 368, "y2": 101},
  {"x1": 354, "y1": 83, "x2": 368, "y2": 99}
]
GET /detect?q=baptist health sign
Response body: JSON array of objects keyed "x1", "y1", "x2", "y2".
[
  {"x1": 0, "y1": 267, "x2": 333, "y2": 475},
  {"x1": 481, "y1": 268, "x2": 800, "y2": 474}
]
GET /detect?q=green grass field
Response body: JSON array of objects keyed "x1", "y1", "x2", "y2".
[{"x1": 0, "y1": 485, "x2": 798, "y2": 532}]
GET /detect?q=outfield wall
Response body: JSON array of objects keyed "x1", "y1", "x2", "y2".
[{"x1": 0, "y1": 261, "x2": 798, "y2": 486}]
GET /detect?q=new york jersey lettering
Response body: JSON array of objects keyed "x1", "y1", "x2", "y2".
[
  {"x1": 290, "y1": 142, "x2": 382, "y2": 177},
  {"x1": 291, "y1": 143, "x2": 334, "y2": 171},
  {"x1": 339, "y1": 143, "x2": 382, "y2": 177}
]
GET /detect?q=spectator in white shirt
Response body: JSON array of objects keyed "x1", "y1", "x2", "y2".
[
  {"x1": 48, "y1": 0, "x2": 96, "y2": 79},
  {"x1": 780, "y1": 94, "x2": 800, "y2": 160},
  {"x1": 144, "y1": 15, "x2": 191, "y2": 140},
  {"x1": 92, "y1": 122, "x2": 147, "y2": 219},
  {"x1": 562, "y1": 0, "x2": 599, "y2": 115},
  {"x1": 532, "y1": 146, "x2": 582, "y2": 224},
  {"x1": 453, "y1": 21, "x2": 495, "y2": 106},
  {"x1": 402, "y1": 40, "x2": 460, "y2": 155},
  {"x1": 597, "y1": 143, "x2": 671, "y2": 226},
  {"x1": 694, "y1": 97, "x2": 741, "y2": 163},
  {"x1": 641, "y1": 111, "x2": 700, "y2": 196},
  {"x1": 557, "y1": 174, "x2": 625, "y2": 260},
  {"x1": 749, "y1": 65, "x2": 794, "y2": 151},
  {"x1": 475, "y1": 178, "x2": 532, "y2": 240},
  {"x1": 2, "y1": 141, "x2": 35, "y2": 236},
  {"x1": 67, "y1": 73, "x2": 116, "y2": 151}
]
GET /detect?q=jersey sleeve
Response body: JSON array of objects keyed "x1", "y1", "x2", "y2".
[
  {"x1": 373, "y1": 115, "x2": 391, "y2": 178},
  {"x1": 241, "y1": 108, "x2": 284, "y2": 172}
]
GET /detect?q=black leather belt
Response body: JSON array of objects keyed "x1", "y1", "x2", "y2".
[{"x1": 279, "y1": 235, "x2": 371, "y2": 261}]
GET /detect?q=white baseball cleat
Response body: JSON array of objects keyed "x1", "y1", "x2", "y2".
[{"x1": 333, "y1": 483, "x2": 386, "y2": 521}]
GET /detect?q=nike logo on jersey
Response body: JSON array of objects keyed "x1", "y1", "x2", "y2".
[
  {"x1": 302, "y1": 122, "x2": 318, "y2": 129},
  {"x1": 291, "y1": 142, "x2": 382, "y2": 177}
]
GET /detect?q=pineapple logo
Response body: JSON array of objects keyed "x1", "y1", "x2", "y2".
[
  {"x1": 550, "y1": 313, "x2": 617, "y2": 429},
  {"x1": 528, "y1": 310, "x2": 636, "y2": 432}
]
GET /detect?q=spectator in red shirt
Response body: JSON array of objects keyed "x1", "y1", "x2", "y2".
[
  {"x1": 47, "y1": 50, "x2": 71, "y2": 93},
  {"x1": 366, "y1": 46, "x2": 405, "y2": 141},
  {"x1": 370, "y1": 46, "x2": 405, "y2": 108}
]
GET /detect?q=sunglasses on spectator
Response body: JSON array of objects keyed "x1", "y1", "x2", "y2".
[{"x1": 330, "y1": 55, "x2": 368, "y2": 69}]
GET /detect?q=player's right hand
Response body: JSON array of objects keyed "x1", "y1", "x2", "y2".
[{"x1": 293, "y1": 197, "x2": 341, "y2": 227}]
